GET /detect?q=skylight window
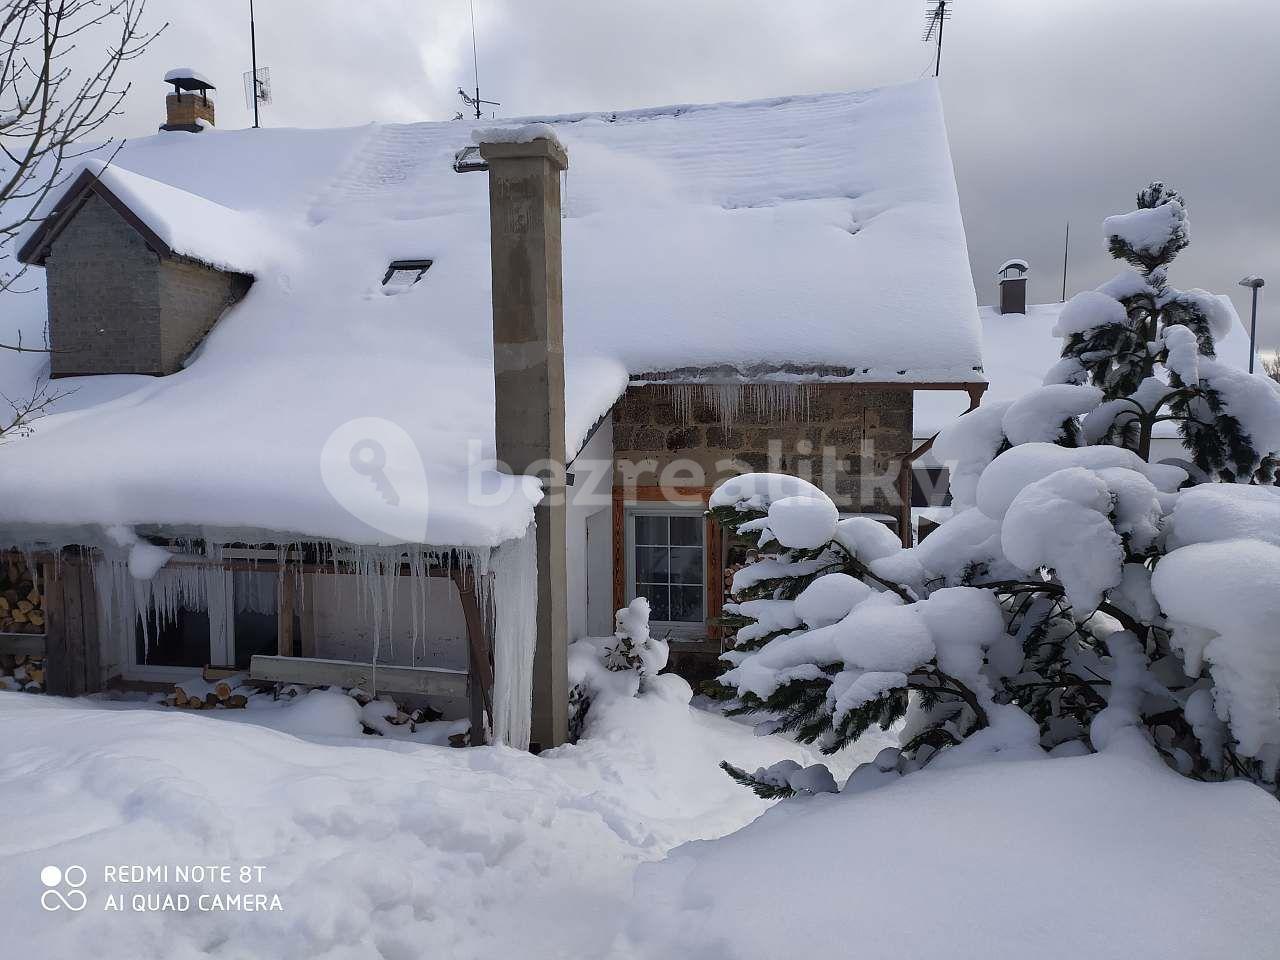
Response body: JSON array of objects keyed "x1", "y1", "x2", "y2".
[{"x1": 381, "y1": 259, "x2": 433, "y2": 291}]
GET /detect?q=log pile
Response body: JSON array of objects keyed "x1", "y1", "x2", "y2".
[
  {"x1": 164, "y1": 672, "x2": 257, "y2": 710},
  {"x1": 0, "y1": 655, "x2": 45, "y2": 693},
  {"x1": 161, "y1": 673, "x2": 444, "y2": 736},
  {"x1": 0, "y1": 554, "x2": 44, "y2": 635}
]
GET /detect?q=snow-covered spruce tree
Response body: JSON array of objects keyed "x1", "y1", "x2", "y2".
[{"x1": 713, "y1": 183, "x2": 1280, "y2": 797}]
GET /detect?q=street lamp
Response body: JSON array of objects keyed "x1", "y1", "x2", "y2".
[{"x1": 1239, "y1": 276, "x2": 1265, "y2": 374}]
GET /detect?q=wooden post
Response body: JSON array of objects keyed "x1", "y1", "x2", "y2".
[
  {"x1": 44, "y1": 556, "x2": 101, "y2": 697},
  {"x1": 278, "y1": 572, "x2": 296, "y2": 657},
  {"x1": 453, "y1": 566, "x2": 493, "y2": 746}
]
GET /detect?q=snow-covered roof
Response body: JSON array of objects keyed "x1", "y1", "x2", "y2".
[
  {"x1": 18, "y1": 161, "x2": 273, "y2": 275},
  {"x1": 0, "y1": 79, "x2": 980, "y2": 549},
  {"x1": 914, "y1": 295, "x2": 1257, "y2": 439}
]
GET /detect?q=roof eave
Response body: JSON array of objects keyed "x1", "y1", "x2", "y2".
[{"x1": 17, "y1": 167, "x2": 174, "y2": 267}]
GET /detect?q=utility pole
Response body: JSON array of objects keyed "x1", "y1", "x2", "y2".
[
  {"x1": 1061, "y1": 221, "x2": 1070, "y2": 302},
  {"x1": 249, "y1": 0, "x2": 259, "y2": 129}
]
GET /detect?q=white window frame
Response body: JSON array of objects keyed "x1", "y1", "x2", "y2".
[{"x1": 624, "y1": 503, "x2": 708, "y2": 642}]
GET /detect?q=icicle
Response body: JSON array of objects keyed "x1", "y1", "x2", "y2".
[{"x1": 490, "y1": 524, "x2": 537, "y2": 750}]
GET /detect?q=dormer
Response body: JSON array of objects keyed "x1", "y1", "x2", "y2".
[{"x1": 17, "y1": 163, "x2": 255, "y2": 378}]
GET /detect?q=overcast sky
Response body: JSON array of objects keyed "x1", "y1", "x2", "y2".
[{"x1": 101, "y1": 0, "x2": 1279, "y2": 347}]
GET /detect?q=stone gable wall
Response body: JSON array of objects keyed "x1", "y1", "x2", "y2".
[
  {"x1": 46, "y1": 193, "x2": 163, "y2": 376},
  {"x1": 611, "y1": 384, "x2": 913, "y2": 515}
]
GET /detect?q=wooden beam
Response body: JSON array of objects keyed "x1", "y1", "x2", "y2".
[
  {"x1": 705, "y1": 512, "x2": 724, "y2": 642},
  {"x1": 249, "y1": 655, "x2": 469, "y2": 700},
  {"x1": 0, "y1": 634, "x2": 46, "y2": 657},
  {"x1": 51, "y1": 561, "x2": 90, "y2": 695},
  {"x1": 41, "y1": 560, "x2": 68, "y2": 694},
  {"x1": 453, "y1": 566, "x2": 492, "y2": 745},
  {"x1": 278, "y1": 572, "x2": 296, "y2": 657},
  {"x1": 612, "y1": 494, "x2": 626, "y2": 614},
  {"x1": 299, "y1": 573, "x2": 317, "y2": 658}
]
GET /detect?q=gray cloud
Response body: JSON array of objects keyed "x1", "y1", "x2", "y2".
[{"x1": 98, "y1": 0, "x2": 1280, "y2": 347}]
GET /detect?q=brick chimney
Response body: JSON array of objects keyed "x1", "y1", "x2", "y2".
[
  {"x1": 997, "y1": 258, "x2": 1028, "y2": 315},
  {"x1": 479, "y1": 133, "x2": 570, "y2": 749},
  {"x1": 160, "y1": 69, "x2": 215, "y2": 133}
]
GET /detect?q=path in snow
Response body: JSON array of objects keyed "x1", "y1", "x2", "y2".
[{"x1": 0, "y1": 690, "x2": 888, "y2": 960}]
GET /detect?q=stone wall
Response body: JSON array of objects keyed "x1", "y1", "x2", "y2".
[
  {"x1": 611, "y1": 384, "x2": 913, "y2": 515},
  {"x1": 159, "y1": 259, "x2": 252, "y2": 372},
  {"x1": 45, "y1": 193, "x2": 250, "y2": 376}
]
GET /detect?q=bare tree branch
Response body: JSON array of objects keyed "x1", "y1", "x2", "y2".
[{"x1": 0, "y1": 0, "x2": 164, "y2": 434}]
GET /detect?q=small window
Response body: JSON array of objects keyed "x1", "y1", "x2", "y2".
[
  {"x1": 911, "y1": 466, "x2": 952, "y2": 508},
  {"x1": 382, "y1": 259, "x2": 433, "y2": 291},
  {"x1": 136, "y1": 607, "x2": 211, "y2": 668},
  {"x1": 627, "y1": 508, "x2": 706, "y2": 637}
]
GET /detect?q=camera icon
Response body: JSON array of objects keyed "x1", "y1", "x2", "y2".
[{"x1": 40, "y1": 865, "x2": 87, "y2": 912}]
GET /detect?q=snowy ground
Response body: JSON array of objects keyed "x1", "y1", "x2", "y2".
[
  {"x1": 620, "y1": 731, "x2": 1280, "y2": 959},
  {"x1": 2, "y1": 689, "x2": 1277, "y2": 959},
  {"x1": 0, "y1": 689, "x2": 883, "y2": 959}
]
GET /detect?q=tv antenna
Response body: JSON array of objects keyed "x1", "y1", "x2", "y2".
[
  {"x1": 922, "y1": 1, "x2": 954, "y2": 78},
  {"x1": 243, "y1": 65, "x2": 272, "y2": 118},
  {"x1": 459, "y1": 0, "x2": 500, "y2": 120},
  {"x1": 244, "y1": 0, "x2": 271, "y2": 127}
]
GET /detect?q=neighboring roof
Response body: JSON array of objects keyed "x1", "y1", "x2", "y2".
[
  {"x1": 0, "y1": 79, "x2": 980, "y2": 549},
  {"x1": 914, "y1": 296, "x2": 1257, "y2": 441},
  {"x1": 18, "y1": 161, "x2": 271, "y2": 275}
]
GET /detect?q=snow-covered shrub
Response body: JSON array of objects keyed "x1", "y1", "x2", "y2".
[
  {"x1": 711, "y1": 183, "x2": 1280, "y2": 796},
  {"x1": 568, "y1": 598, "x2": 676, "y2": 738}
]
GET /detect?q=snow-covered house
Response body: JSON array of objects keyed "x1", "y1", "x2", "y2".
[{"x1": 0, "y1": 77, "x2": 984, "y2": 749}]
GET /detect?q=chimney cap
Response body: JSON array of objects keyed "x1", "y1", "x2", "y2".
[
  {"x1": 996, "y1": 258, "x2": 1029, "y2": 280},
  {"x1": 164, "y1": 67, "x2": 215, "y2": 93}
]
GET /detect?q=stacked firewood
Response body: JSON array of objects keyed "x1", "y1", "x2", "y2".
[
  {"x1": 162, "y1": 672, "x2": 444, "y2": 735},
  {"x1": 165, "y1": 671, "x2": 258, "y2": 710},
  {"x1": 0, "y1": 655, "x2": 45, "y2": 693},
  {"x1": 0, "y1": 554, "x2": 44, "y2": 634}
]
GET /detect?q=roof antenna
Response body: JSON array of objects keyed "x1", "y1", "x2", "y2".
[
  {"x1": 243, "y1": 0, "x2": 272, "y2": 128},
  {"x1": 922, "y1": 1, "x2": 954, "y2": 78},
  {"x1": 458, "y1": 0, "x2": 500, "y2": 120}
]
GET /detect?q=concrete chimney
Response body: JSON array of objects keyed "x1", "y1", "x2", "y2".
[
  {"x1": 160, "y1": 69, "x2": 215, "y2": 132},
  {"x1": 479, "y1": 134, "x2": 570, "y2": 749},
  {"x1": 997, "y1": 258, "x2": 1029, "y2": 315}
]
